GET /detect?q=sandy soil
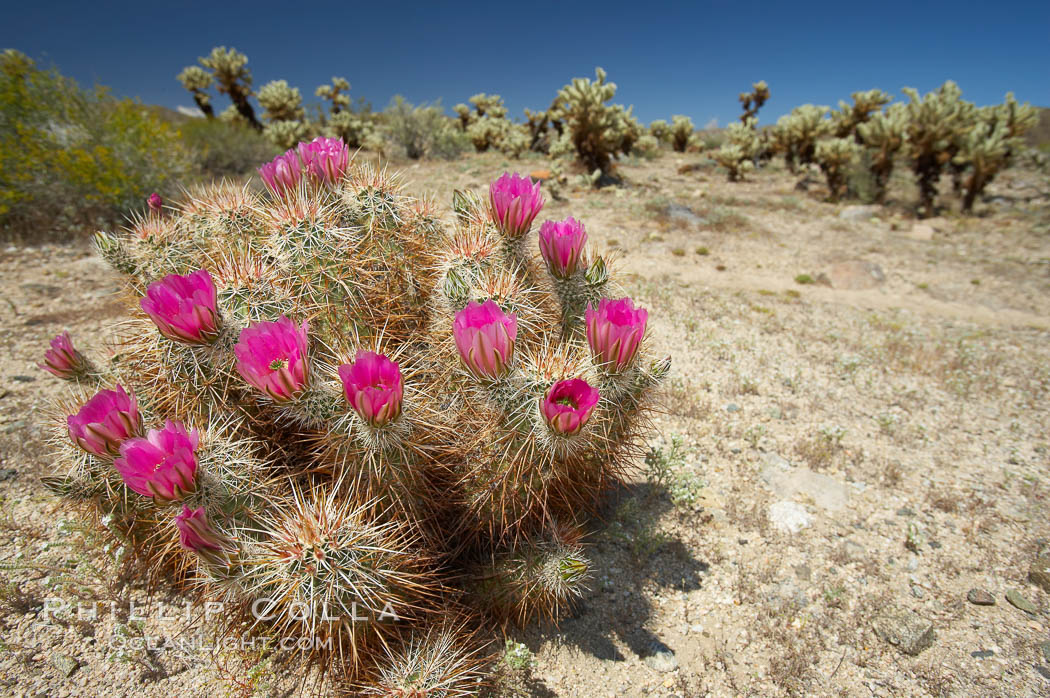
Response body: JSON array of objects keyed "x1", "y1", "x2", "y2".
[{"x1": 1, "y1": 150, "x2": 1049, "y2": 697}]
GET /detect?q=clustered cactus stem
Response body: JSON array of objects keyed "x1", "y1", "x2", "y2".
[
  {"x1": 739, "y1": 80, "x2": 769, "y2": 125},
  {"x1": 41, "y1": 145, "x2": 666, "y2": 692}
]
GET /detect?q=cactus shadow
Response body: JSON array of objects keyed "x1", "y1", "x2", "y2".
[{"x1": 524, "y1": 480, "x2": 712, "y2": 664}]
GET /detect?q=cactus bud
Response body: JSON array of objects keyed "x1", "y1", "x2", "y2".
[
  {"x1": 585, "y1": 297, "x2": 648, "y2": 373},
  {"x1": 114, "y1": 420, "x2": 199, "y2": 502},
  {"x1": 452, "y1": 300, "x2": 517, "y2": 380},
  {"x1": 338, "y1": 351, "x2": 404, "y2": 428},
  {"x1": 175, "y1": 505, "x2": 232, "y2": 562},
  {"x1": 489, "y1": 172, "x2": 544, "y2": 239},
  {"x1": 258, "y1": 149, "x2": 302, "y2": 197},
  {"x1": 39, "y1": 331, "x2": 90, "y2": 380},
  {"x1": 140, "y1": 269, "x2": 221, "y2": 345},
  {"x1": 67, "y1": 385, "x2": 141, "y2": 457},
  {"x1": 443, "y1": 267, "x2": 471, "y2": 303},
  {"x1": 538, "y1": 217, "x2": 587, "y2": 279},
  {"x1": 584, "y1": 256, "x2": 608, "y2": 287},
  {"x1": 147, "y1": 192, "x2": 163, "y2": 212},
  {"x1": 234, "y1": 316, "x2": 310, "y2": 402},
  {"x1": 452, "y1": 189, "x2": 480, "y2": 223}
]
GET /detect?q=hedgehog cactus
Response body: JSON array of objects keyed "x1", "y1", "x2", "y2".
[{"x1": 41, "y1": 148, "x2": 666, "y2": 692}]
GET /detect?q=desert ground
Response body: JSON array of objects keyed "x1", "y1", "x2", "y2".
[{"x1": 1, "y1": 150, "x2": 1049, "y2": 697}]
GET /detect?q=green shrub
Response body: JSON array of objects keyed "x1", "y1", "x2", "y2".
[
  {"x1": 383, "y1": 96, "x2": 468, "y2": 160},
  {"x1": 0, "y1": 50, "x2": 191, "y2": 240},
  {"x1": 179, "y1": 118, "x2": 281, "y2": 179}
]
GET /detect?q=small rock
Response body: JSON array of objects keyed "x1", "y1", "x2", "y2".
[
  {"x1": 1039, "y1": 640, "x2": 1050, "y2": 664},
  {"x1": 908, "y1": 223, "x2": 935, "y2": 241},
  {"x1": 0, "y1": 468, "x2": 16, "y2": 482},
  {"x1": 11, "y1": 375, "x2": 35, "y2": 383},
  {"x1": 1036, "y1": 665, "x2": 1050, "y2": 682},
  {"x1": 896, "y1": 507, "x2": 916, "y2": 517},
  {"x1": 529, "y1": 169, "x2": 551, "y2": 181},
  {"x1": 768, "y1": 501, "x2": 812, "y2": 534},
  {"x1": 825, "y1": 260, "x2": 886, "y2": 290},
  {"x1": 839, "y1": 205, "x2": 879, "y2": 222},
  {"x1": 911, "y1": 585, "x2": 925, "y2": 599},
  {"x1": 642, "y1": 641, "x2": 678, "y2": 673},
  {"x1": 967, "y1": 589, "x2": 995, "y2": 606},
  {"x1": 50, "y1": 653, "x2": 78, "y2": 678},
  {"x1": 872, "y1": 610, "x2": 935, "y2": 656},
  {"x1": 1028, "y1": 554, "x2": 1050, "y2": 593},
  {"x1": 794, "y1": 564, "x2": 812, "y2": 581},
  {"x1": 970, "y1": 650, "x2": 995, "y2": 659},
  {"x1": 724, "y1": 403, "x2": 740, "y2": 413},
  {"x1": 665, "y1": 203, "x2": 706, "y2": 227},
  {"x1": 1006, "y1": 589, "x2": 1038, "y2": 615}
]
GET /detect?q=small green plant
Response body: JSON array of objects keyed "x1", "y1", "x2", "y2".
[
  {"x1": 645, "y1": 435, "x2": 705, "y2": 511},
  {"x1": 794, "y1": 274, "x2": 814, "y2": 284},
  {"x1": 695, "y1": 246, "x2": 710, "y2": 255},
  {"x1": 502, "y1": 639, "x2": 534, "y2": 671}
]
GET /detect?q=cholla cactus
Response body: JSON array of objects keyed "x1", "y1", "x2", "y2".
[
  {"x1": 713, "y1": 119, "x2": 760, "y2": 181},
  {"x1": 176, "y1": 66, "x2": 215, "y2": 119},
  {"x1": 264, "y1": 119, "x2": 310, "y2": 150},
  {"x1": 739, "y1": 80, "x2": 769, "y2": 124},
  {"x1": 814, "y1": 137, "x2": 860, "y2": 201},
  {"x1": 832, "y1": 89, "x2": 892, "y2": 140},
  {"x1": 900, "y1": 81, "x2": 976, "y2": 216},
  {"x1": 552, "y1": 68, "x2": 637, "y2": 178},
  {"x1": 773, "y1": 104, "x2": 831, "y2": 172},
  {"x1": 316, "y1": 76, "x2": 352, "y2": 115},
  {"x1": 953, "y1": 94, "x2": 1037, "y2": 212},
  {"x1": 197, "y1": 46, "x2": 262, "y2": 130},
  {"x1": 649, "y1": 119, "x2": 671, "y2": 144},
  {"x1": 856, "y1": 103, "x2": 908, "y2": 203},
  {"x1": 41, "y1": 147, "x2": 665, "y2": 692},
  {"x1": 257, "y1": 79, "x2": 306, "y2": 123},
  {"x1": 670, "y1": 115, "x2": 694, "y2": 152}
]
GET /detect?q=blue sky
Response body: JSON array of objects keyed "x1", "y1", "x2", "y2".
[{"x1": 4, "y1": 0, "x2": 1047, "y2": 126}]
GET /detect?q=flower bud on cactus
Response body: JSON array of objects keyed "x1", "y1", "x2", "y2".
[
  {"x1": 453, "y1": 300, "x2": 517, "y2": 380},
  {"x1": 489, "y1": 172, "x2": 544, "y2": 239},
  {"x1": 140, "y1": 269, "x2": 221, "y2": 344},
  {"x1": 147, "y1": 192, "x2": 163, "y2": 212},
  {"x1": 114, "y1": 420, "x2": 199, "y2": 502},
  {"x1": 234, "y1": 316, "x2": 310, "y2": 402},
  {"x1": 258, "y1": 149, "x2": 302, "y2": 196},
  {"x1": 585, "y1": 297, "x2": 648, "y2": 373},
  {"x1": 338, "y1": 351, "x2": 404, "y2": 428},
  {"x1": 175, "y1": 505, "x2": 229, "y2": 557},
  {"x1": 39, "y1": 331, "x2": 90, "y2": 380},
  {"x1": 297, "y1": 136, "x2": 351, "y2": 186},
  {"x1": 541, "y1": 379, "x2": 599, "y2": 436},
  {"x1": 538, "y1": 217, "x2": 587, "y2": 279},
  {"x1": 67, "y1": 385, "x2": 141, "y2": 457}
]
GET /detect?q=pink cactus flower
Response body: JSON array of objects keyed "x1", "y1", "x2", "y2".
[
  {"x1": 114, "y1": 420, "x2": 199, "y2": 502},
  {"x1": 147, "y1": 192, "x2": 163, "y2": 212},
  {"x1": 175, "y1": 505, "x2": 227, "y2": 554},
  {"x1": 258, "y1": 149, "x2": 302, "y2": 196},
  {"x1": 140, "y1": 269, "x2": 220, "y2": 344},
  {"x1": 234, "y1": 316, "x2": 310, "y2": 402},
  {"x1": 489, "y1": 172, "x2": 544, "y2": 239},
  {"x1": 297, "y1": 136, "x2": 351, "y2": 185},
  {"x1": 453, "y1": 300, "x2": 518, "y2": 380},
  {"x1": 538, "y1": 217, "x2": 588, "y2": 278},
  {"x1": 67, "y1": 385, "x2": 141, "y2": 457},
  {"x1": 338, "y1": 351, "x2": 404, "y2": 427},
  {"x1": 541, "y1": 378, "x2": 600, "y2": 436},
  {"x1": 39, "y1": 331, "x2": 90, "y2": 380},
  {"x1": 585, "y1": 297, "x2": 648, "y2": 373}
]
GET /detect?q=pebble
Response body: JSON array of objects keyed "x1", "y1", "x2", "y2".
[
  {"x1": 725, "y1": 403, "x2": 740, "y2": 413},
  {"x1": 1005, "y1": 590, "x2": 1038, "y2": 615},
  {"x1": 50, "y1": 653, "x2": 78, "y2": 678},
  {"x1": 1039, "y1": 640, "x2": 1050, "y2": 664},
  {"x1": 911, "y1": 585, "x2": 925, "y2": 599},
  {"x1": 967, "y1": 589, "x2": 995, "y2": 606},
  {"x1": 872, "y1": 609, "x2": 935, "y2": 656},
  {"x1": 971, "y1": 650, "x2": 995, "y2": 659},
  {"x1": 642, "y1": 641, "x2": 678, "y2": 673},
  {"x1": 1029, "y1": 554, "x2": 1050, "y2": 593}
]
